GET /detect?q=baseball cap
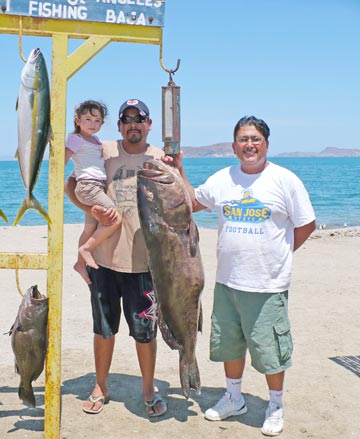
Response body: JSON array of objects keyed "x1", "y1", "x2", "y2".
[{"x1": 118, "y1": 99, "x2": 150, "y2": 118}]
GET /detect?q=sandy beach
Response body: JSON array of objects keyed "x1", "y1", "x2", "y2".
[{"x1": 0, "y1": 224, "x2": 359, "y2": 439}]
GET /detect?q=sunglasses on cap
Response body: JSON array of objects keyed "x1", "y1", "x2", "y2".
[{"x1": 120, "y1": 114, "x2": 148, "y2": 124}]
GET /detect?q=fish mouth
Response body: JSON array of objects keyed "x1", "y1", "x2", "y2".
[
  {"x1": 29, "y1": 48, "x2": 41, "y2": 64},
  {"x1": 139, "y1": 162, "x2": 175, "y2": 184},
  {"x1": 27, "y1": 285, "x2": 48, "y2": 303}
]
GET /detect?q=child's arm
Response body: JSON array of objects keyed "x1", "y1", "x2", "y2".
[{"x1": 65, "y1": 147, "x2": 73, "y2": 164}]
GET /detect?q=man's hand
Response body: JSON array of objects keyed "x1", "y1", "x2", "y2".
[
  {"x1": 161, "y1": 152, "x2": 183, "y2": 172},
  {"x1": 91, "y1": 205, "x2": 118, "y2": 226}
]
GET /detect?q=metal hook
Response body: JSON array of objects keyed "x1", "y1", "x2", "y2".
[
  {"x1": 159, "y1": 41, "x2": 180, "y2": 83},
  {"x1": 15, "y1": 263, "x2": 25, "y2": 297},
  {"x1": 15, "y1": 269, "x2": 24, "y2": 296},
  {"x1": 18, "y1": 17, "x2": 27, "y2": 63}
]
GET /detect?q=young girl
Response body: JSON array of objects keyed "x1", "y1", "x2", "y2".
[{"x1": 65, "y1": 100, "x2": 121, "y2": 283}]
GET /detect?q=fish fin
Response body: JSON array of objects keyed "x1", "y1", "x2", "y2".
[
  {"x1": 19, "y1": 382, "x2": 36, "y2": 407},
  {"x1": 47, "y1": 126, "x2": 54, "y2": 142},
  {"x1": 198, "y1": 301, "x2": 203, "y2": 333},
  {"x1": 0, "y1": 209, "x2": 8, "y2": 223},
  {"x1": 158, "y1": 307, "x2": 182, "y2": 351},
  {"x1": 189, "y1": 220, "x2": 199, "y2": 257},
  {"x1": 6, "y1": 322, "x2": 21, "y2": 336},
  {"x1": 179, "y1": 355, "x2": 201, "y2": 399},
  {"x1": 13, "y1": 195, "x2": 52, "y2": 227}
]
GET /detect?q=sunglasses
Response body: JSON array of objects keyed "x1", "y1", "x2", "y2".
[{"x1": 120, "y1": 114, "x2": 148, "y2": 124}]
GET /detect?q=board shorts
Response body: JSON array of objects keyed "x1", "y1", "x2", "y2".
[
  {"x1": 75, "y1": 179, "x2": 115, "y2": 210},
  {"x1": 87, "y1": 266, "x2": 157, "y2": 343},
  {"x1": 210, "y1": 282, "x2": 293, "y2": 375}
]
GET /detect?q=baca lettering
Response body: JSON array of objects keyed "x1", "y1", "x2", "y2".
[{"x1": 105, "y1": 9, "x2": 146, "y2": 24}]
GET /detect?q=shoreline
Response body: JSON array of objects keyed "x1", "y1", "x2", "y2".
[
  {"x1": 309, "y1": 225, "x2": 360, "y2": 238},
  {"x1": 1, "y1": 223, "x2": 360, "y2": 235}
]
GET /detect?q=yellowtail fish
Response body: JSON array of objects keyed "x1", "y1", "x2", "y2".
[{"x1": 14, "y1": 48, "x2": 52, "y2": 226}]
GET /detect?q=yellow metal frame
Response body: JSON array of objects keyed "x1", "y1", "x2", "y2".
[{"x1": 0, "y1": 13, "x2": 163, "y2": 439}]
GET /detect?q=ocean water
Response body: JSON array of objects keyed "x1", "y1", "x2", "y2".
[{"x1": 0, "y1": 157, "x2": 359, "y2": 229}]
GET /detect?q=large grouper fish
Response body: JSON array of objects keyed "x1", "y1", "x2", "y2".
[
  {"x1": 9, "y1": 285, "x2": 49, "y2": 407},
  {"x1": 14, "y1": 48, "x2": 52, "y2": 226},
  {"x1": 137, "y1": 159, "x2": 204, "y2": 398}
]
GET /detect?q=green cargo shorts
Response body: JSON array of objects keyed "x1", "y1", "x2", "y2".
[{"x1": 210, "y1": 283, "x2": 293, "y2": 375}]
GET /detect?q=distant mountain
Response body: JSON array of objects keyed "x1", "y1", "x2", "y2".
[
  {"x1": 181, "y1": 145, "x2": 360, "y2": 158},
  {"x1": 274, "y1": 147, "x2": 360, "y2": 157},
  {"x1": 181, "y1": 143, "x2": 233, "y2": 158}
]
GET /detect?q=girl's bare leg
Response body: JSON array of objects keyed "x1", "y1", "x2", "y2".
[
  {"x1": 74, "y1": 222, "x2": 97, "y2": 284},
  {"x1": 79, "y1": 214, "x2": 122, "y2": 269}
]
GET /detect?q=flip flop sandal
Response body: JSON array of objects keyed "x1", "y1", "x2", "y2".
[
  {"x1": 145, "y1": 394, "x2": 167, "y2": 418},
  {"x1": 82, "y1": 394, "x2": 110, "y2": 414}
]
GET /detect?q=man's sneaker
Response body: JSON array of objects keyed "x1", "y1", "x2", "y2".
[
  {"x1": 204, "y1": 391, "x2": 247, "y2": 421},
  {"x1": 261, "y1": 402, "x2": 284, "y2": 436}
]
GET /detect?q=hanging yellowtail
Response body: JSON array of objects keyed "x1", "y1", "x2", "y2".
[{"x1": 14, "y1": 48, "x2": 52, "y2": 226}]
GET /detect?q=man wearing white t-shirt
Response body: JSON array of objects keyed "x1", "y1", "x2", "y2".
[{"x1": 168, "y1": 116, "x2": 316, "y2": 436}]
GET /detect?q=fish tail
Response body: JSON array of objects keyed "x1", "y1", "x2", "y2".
[
  {"x1": 180, "y1": 356, "x2": 201, "y2": 399},
  {"x1": 13, "y1": 195, "x2": 51, "y2": 226},
  {"x1": 18, "y1": 382, "x2": 36, "y2": 407},
  {"x1": 0, "y1": 209, "x2": 8, "y2": 223}
]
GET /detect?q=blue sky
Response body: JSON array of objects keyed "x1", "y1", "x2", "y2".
[{"x1": 1, "y1": 0, "x2": 360, "y2": 158}]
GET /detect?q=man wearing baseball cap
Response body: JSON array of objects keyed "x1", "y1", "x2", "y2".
[
  {"x1": 65, "y1": 99, "x2": 166, "y2": 417},
  {"x1": 118, "y1": 98, "x2": 150, "y2": 119}
]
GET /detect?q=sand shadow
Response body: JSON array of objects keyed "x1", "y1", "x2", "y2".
[
  {"x1": 191, "y1": 387, "x2": 267, "y2": 428},
  {"x1": 0, "y1": 374, "x2": 268, "y2": 434},
  {"x1": 329, "y1": 355, "x2": 360, "y2": 377},
  {"x1": 62, "y1": 372, "x2": 193, "y2": 422},
  {"x1": 0, "y1": 385, "x2": 45, "y2": 434},
  {"x1": 62, "y1": 373, "x2": 267, "y2": 427}
]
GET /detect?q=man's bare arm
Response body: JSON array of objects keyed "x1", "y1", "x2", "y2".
[
  {"x1": 65, "y1": 176, "x2": 91, "y2": 214},
  {"x1": 64, "y1": 176, "x2": 117, "y2": 225},
  {"x1": 294, "y1": 220, "x2": 316, "y2": 251}
]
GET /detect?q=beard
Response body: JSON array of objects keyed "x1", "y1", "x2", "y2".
[{"x1": 126, "y1": 130, "x2": 142, "y2": 144}]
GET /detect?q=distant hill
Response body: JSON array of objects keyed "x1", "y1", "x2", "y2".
[
  {"x1": 181, "y1": 143, "x2": 233, "y2": 158},
  {"x1": 181, "y1": 145, "x2": 360, "y2": 158},
  {"x1": 274, "y1": 147, "x2": 360, "y2": 157}
]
